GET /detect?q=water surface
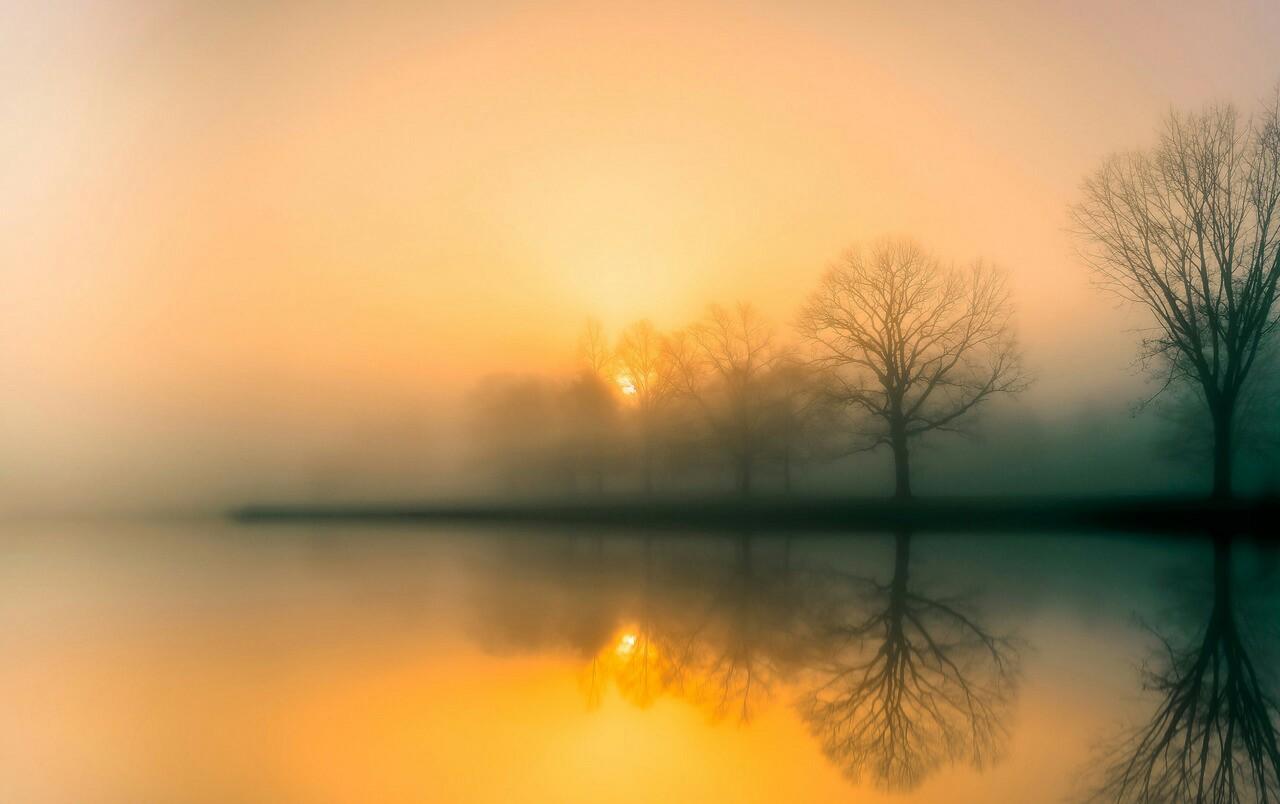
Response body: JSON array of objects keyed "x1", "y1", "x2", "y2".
[{"x1": 2, "y1": 522, "x2": 1276, "y2": 802}]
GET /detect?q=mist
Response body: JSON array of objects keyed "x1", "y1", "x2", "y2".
[{"x1": 4, "y1": 0, "x2": 1280, "y2": 512}]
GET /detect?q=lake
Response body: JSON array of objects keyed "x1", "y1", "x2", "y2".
[{"x1": 2, "y1": 521, "x2": 1276, "y2": 802}]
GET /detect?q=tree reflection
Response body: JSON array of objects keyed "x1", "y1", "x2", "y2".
[
  {"x1": 799, "y1": 529, "x2": 1020, "y2": 791},
  {"x1": 1088, "y1": 535, "x2": 1280, "y2": 804},
  {"x1": 578, "y1": 538, "x2": 688, "y2": 711},
  {"x1": 466, "y1": 530, "x2": 1022, "y2": 789},
  {"x1": 673, "y1": 534, "x2": 803, "y2": 724}
]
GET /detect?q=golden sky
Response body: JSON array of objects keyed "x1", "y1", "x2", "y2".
[{"x1": 3, "y1": 0, "x2": 1279, "y2": 506}]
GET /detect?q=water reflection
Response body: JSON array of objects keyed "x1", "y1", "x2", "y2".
[
  {"x1": 468, "y1": 529, "x2": 1023, "y2": 791},
  {"x1": 1087, "y1": 533, "x2": 1280, "y2": 803},
  {"x1": 568, "y1": 534, "x2": 803, "y2": 722},
  {"x1": 10, "y1": 523, "x2": 1278, "y2": 800},
  {"x1": 462, "y1": 527, "x2": 1280, "y2": 800},
  {"x1": 798, "y1": 529, "x2": 1020, "y2": 791}
]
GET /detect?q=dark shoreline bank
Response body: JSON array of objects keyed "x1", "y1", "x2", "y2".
[{"x1": 230, "y1": 497, "x2": 1278, "y2": 535}]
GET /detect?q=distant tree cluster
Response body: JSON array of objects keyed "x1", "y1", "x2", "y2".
[
  {"x1": 469, "y1": 239, "x2": 1026, "y2": 498},
  {"x1": 469, "y1": 90, "x2": 1280, "y2": 501}
]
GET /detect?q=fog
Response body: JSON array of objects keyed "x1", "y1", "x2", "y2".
[{"x1": 3, "y1": 0, "x2": 1280, "y2": 511}]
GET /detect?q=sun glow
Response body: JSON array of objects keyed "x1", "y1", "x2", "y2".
[
  {"x1": 616, "y1": 375, "x2": 638, "y2": 396},
  {"x1": 615, "y1": 632, "x2": 638, "y2": 657}
]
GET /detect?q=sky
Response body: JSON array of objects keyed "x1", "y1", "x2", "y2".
[{"x1": 3, "y1": 0, "x2": 1280, "y2": 509}]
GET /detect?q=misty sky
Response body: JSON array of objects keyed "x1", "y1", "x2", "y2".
[{"x1": 4, "y1": 0, "x2": 1280, "y2": 508}]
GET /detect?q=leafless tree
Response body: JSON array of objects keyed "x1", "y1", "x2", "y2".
[
  {"x1": 560, "y1": 369, "x2": 619, "y2": 493},
  {"x1": 799, "y1": 530, "x2": 1020, "y2": 791},
  {"x1": 669, "y1": 303, "x2": 784, "y2": 495},
  {"x1": 1086, "y1": 536, "x2": 1280, "y2": 803},
  {"x1": 615, "y1": 320, "x2": 678, "y2": 493},
  {"x1": 798, "y1": 239, "x2": 1027, "y2": 498},
  {"x1": 577, "y1": 317, "x2": 614, "y2": 377},
  {"x1": 761, "y1": 354, "x2": 843, "y2": 494},
  {"x1": 1071, "y1": 94, "x2": 1280, "y2": 499},
  {"x1": 1154, "y1": 344, "x2": 1280, "y2": 485}
]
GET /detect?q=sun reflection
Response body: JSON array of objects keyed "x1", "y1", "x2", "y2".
[{"x1": 615, "y1": 632, "x2": 638, "y2": 657}]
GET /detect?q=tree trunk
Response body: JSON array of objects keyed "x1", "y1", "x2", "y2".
[
  {"x1": 887, "y1": 529, "x2": 911, "y2": 624},
  {"x1": 1211, "y1": 534, "x2": 1231, "y2": 625},
  {"x1": 891, "y1": 430, "x2": 912, "y2": 500},
  {"x1": 1211, "y1": 403, "x2": 1234, "y2": 501},
  {"x1": 892, "y1": 529, "x2": 911, "y2": 589},
  {"x1": 642, "y1": 446, "x2": 653, "y2": 496},
  {"x1": 782, "y1": 445, "x2": 792, "y2": 495}
]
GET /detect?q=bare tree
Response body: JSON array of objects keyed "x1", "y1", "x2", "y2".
[
  {"x1": 1154, "y1": 344, "x2": 1280, "y2": 487},
  {"x1": 1086, "y1": 535, "x2": 1280, "y2": 803},
  {"x1": 615, "y1": 320, "x2": 677, "y2": 493},
  {"x1": 799, "y1": 530, "x2": 1020, "y2": 791},
  {"x1": 1071, "y1": 95, "x2": 1280, "y2": 499},
  {"x1": 577, "y1": 317, "x2": 614, "y2": 377},
  {"x1": 762, "y1": 354, "x2": 842, "y2": 494},
  {"x1": 670, "y1": 303, "x2": 784, "y2": 495},
  {"x1": 798, "y1": 239, "x2": 1027, "y2": 498},
  {"x1": 560, "y1": 370, "x2": 619, "y2": 493}
]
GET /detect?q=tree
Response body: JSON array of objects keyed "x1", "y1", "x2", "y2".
[
  {"x1": 560, "y1": 370, "x2": 619, "y2": 493},
  {"x1": 1153, "y1": 343, "x2": 1280, "y2": 489},
  {"x1": 577, "y1": 317, "x2": 614, "y2": 377},
  {"x1": 565, "y1": 319, "x2": 623, "y2": 492},
  {"x1": 761, "y1": 354, "x2": 841, "y2": 494},
  {"x1": 799, "y1": 529, "x2": 1020, "y2": 791},
  {"x1": 798, "y1": 238, "x2": 1027, "y2": 498},
  {"x1": 1087, "y1": 535, "x2": 1280, "y2": 803},
  {"x1": 468, "y1": 375, "x2": 561, "y2": 491},
  {"x1": 1071, "y1": 95, "x2": 1280, "y2": 499},
  {"x1": 614, "y1": 320, "x2": 677, "y2": 493},
  {"x1": 671, "y1": 303, "x2": 784, "y2": 495}
]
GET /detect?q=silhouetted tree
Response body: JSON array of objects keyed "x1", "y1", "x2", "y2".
[
  {"x1": 798, "y1": 239, "x2": 1027, "y2": 498},
  {"x1": 762, "y1": 354, "x2": 842, "y2": 494},
  {"x1": 560, "y1": 369, "x2": 620, "y2": 493},
  {"x1": 1086, "y1": 536, "x2": 1280, "y2": 803},
  {"x1": 669, "y1": 303, "x2": 784, "y2": 495},
  {"x1": 615, "y1": 320, "x2": 679, "y2": 493},
  {"x1": 577, "y1": 317, "x2": 614, "y2": 377},
  {"x1": 1155, "y1": 344, "x2": 1280, "y2": 490},
  {"x1": 799, "y1": 530, "x2": 1020, "y2": 791},
  {"x1": 1072, "y1": 95, "x2": 1280, "y2": 499}
]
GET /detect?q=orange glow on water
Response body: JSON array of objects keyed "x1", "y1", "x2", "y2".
[{"x1": 0, "y1": 523, "x2": 1218, "y2": 802}]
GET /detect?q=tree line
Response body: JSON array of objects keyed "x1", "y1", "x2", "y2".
[{"x1": 471, "y1": 91, "x2": 1280, "y2": 501}]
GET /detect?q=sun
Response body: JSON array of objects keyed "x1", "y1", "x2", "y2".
[
  {"x1": 615, "y1": 632, "x2": 638, "y2": 657},
  {"x1": 616, "y1": 374, "x2": 637, "y2": 396}
]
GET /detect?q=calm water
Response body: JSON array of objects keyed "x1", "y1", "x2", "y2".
[{"x1": 1, "y1": 521, "x2": 1277, "y2": 803}]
